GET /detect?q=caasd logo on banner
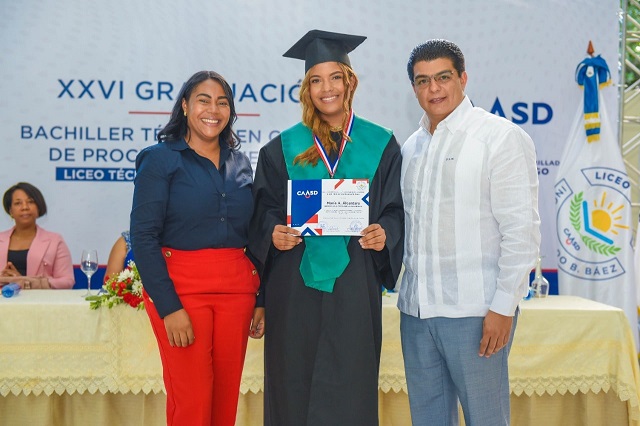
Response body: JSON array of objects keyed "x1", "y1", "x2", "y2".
[
  {"x1": 297, "y1": 190, "x2": 319, "y2": 199},
  {"x1": 490, "y1": 97, "x2": 553, "y2": 125},
  {"x1": 555, "y1": 167, "x2": 631, "y2": 280}
]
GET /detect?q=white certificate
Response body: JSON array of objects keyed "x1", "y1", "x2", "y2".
[{"x1": 287, "y1": 179, "x2": 370, "y2": 236}]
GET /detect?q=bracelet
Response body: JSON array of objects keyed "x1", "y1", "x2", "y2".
[{"x1": 24, "y1": 280, "x2": 31, "y2": 289}]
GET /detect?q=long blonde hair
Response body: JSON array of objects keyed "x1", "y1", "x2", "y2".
[{"x1": 293, "y1": 62, "x2": 359, "y2": 166}]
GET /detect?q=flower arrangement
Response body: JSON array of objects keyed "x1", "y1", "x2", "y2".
[{"x1": 86, "y1": 260, "x2": 144, "y2": 310}]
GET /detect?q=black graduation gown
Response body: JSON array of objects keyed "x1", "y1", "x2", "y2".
[{"x1": 249, "y1": 132, "x2": 404, "y2": 426}]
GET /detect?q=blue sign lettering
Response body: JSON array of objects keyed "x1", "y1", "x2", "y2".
[{"x1": 490, "y1": 97, "x2": 553, "y2": 125}]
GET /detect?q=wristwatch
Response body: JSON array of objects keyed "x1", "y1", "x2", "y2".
[{"x1": 23, "y1": 280, "x2": 31, "y2": 289}]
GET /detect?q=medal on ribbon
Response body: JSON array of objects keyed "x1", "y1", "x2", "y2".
[{"x1": 313, "y1": 110, "x2": 355, "y2": 178}]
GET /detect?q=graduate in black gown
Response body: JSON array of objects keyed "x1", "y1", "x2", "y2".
[{"x1": 249, "y1": 30, "x2": 404, "y2": 425}]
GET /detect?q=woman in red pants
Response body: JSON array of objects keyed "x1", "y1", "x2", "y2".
[{"x1": 131, "y1": 70, "x2": 264, "y2": 426}]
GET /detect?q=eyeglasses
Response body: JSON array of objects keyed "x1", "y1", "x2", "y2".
[{"x1": 413, "y1": 70, "x2": 455, "y2": 88}]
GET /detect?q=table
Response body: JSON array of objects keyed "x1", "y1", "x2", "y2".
[
  {"x1": 0, "y1": 290, "x2": 263, "y2": 425},
  {"x1": 378, "y1": 294, "x2": 640, "y2": 426},
  {"x1": 1, "y1": 291, "x2": 639, "y2": 425},
  {"x1": 507, "y1": 296, "x2": 640, "y2": 426}
]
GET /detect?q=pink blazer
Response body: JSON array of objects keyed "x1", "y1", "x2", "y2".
[{"x1": 0, "y1": 225, "x2": 75, "y2": 289}]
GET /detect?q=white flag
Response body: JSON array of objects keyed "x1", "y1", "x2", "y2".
[
  {"x1": 555, "y1": 90, "x2": 638, "y2": 348},
  {"x1": 634, "y1": 218, "x2": 640, "y2": 308}
]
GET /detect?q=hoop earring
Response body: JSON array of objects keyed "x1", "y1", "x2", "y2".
[{"x1": 183, "y1": 110, "x2": 187, "y2": 117}]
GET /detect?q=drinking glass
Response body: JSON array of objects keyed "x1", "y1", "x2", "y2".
[{"x1": 80, "y1": 249, "x2": 98, "y2": 297}]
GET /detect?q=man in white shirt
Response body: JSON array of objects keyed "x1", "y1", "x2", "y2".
[{"x1": 398, "y1": 39, "x2": 540, "y2": 425}]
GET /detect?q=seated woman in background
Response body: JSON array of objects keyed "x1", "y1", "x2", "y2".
[
  {"x1": 104, "y1": 230, "x2": 134, "y2": 282},
  {"x1": 0, "y1": 182, "x2": 74, "y2": 289}
]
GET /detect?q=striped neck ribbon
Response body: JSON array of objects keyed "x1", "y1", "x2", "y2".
[{"x1": 313, "y1": 110, "x2": 355, "y2": 177}]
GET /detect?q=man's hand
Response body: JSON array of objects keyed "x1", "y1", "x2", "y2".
[{"x1": 478, "y1": 310, "x2": 513, "y2": 358}]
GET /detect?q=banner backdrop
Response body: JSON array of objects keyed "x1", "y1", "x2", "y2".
[{"x1": 0, "y1": 0, "x2": 620, "y2": 269}]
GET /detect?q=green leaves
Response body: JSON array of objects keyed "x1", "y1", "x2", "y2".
[
  {"x1": 580, "y1": 234, "x2": 621, "y2": 256},
  {"x1": 569, "y1": 192, "x2": 583, "y2": 232},
  {"x1": 569, "y1": 192, "x2": 621, "y2": 256}
]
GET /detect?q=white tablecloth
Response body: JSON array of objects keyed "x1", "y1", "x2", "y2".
[{"x1": 1, "y1": 291, "x2": 639, "y2": 425}]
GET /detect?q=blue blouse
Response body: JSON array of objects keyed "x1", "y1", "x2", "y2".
[
  {"x1": 122, "y1": 230, "x2": 134, "y2": 268},
  {"x1": 130, "y1": 138, "x2": 254, "y2": 317}
]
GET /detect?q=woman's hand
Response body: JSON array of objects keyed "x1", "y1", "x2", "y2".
[
  {"x1": 359, "y1": 223, "x2": 386, "y2": 251},
  {"x1": 163, "y1": 309, "x2": 195, "y2": 347},
  {"x1": 272, "y1": 224, "x2": 301, "y2": 251},
  {"x1": 0, "y1": 262, "x2": 20, "y2": 278},
  {"x1": 249, "y1": 307, "x2": 265, "y2": 339},
  {"x1": 1, "y1": 276, "x2": 45, "y2": 289},
  {"x1": 0, "y1": 264, "x2": 45, "y2": 288}
]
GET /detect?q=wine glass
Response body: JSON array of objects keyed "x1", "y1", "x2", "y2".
[{"x1": 80, "y1": 249, "x2": 98, "y2": 297}]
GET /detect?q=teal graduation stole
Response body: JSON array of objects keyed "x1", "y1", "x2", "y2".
[{"x1": 281, "y1": 113, "x2": 392, "y2": 292}]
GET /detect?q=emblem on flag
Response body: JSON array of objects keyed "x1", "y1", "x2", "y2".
[{"x1": 556, "y1": 171, "x2": 629, "y2": 280}]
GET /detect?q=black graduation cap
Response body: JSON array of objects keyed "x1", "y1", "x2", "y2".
[{"x1": 283, "y1": 29, "x2": 367, "y2": 73}]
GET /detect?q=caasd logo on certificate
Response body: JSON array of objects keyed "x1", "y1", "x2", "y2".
[{"x1": 287, "y1": 179, "x2": 370, "y2": 236}]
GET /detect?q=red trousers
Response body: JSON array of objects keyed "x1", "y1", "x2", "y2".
[{"x1": 144, "y1": 248, "x2": 259, "y2": 426}]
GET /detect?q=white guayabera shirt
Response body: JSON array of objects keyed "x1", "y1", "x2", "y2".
[{"x1": 398, "y1": 96, "x2": 541, "y2": 319}]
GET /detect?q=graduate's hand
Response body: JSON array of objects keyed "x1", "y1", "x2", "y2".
[
  {"x1": 249, "y1": 307, "x2": 265, "y2": 339},
  {"x1": 359, "y1": 223, "x2": 386, "y2": 251},
  {"x1": 478, "y1": 310, "x2": 513, "y2": 358},
  {"x1": 272, "y1": 224, "x2": 302, "y2": 251},
  {"x1": 163, "y1": 308, "x2": 195, "y2": 348}
]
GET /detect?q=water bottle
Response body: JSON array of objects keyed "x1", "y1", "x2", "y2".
[
  {"x1": 530, "y1": 257, "x2": 549, "y2": 298},
  {"x1": 523, "y1": 285, "x2": 534, "y2": 300},
  {"x1": 2, "y1": 283, "x2": 21, "y2": 298}
]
